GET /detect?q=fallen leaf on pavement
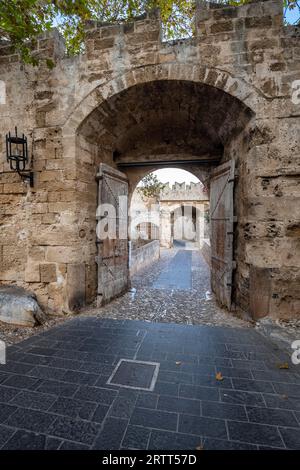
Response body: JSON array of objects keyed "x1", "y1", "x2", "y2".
[{"x1": 278, "y1": 363, "x2": 289, "y2": 369}]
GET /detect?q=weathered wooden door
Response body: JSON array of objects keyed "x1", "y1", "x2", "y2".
[
  {"x1": 210, "y1": 160, "x2": 236, "y2": 310},
  {"x1": 96, "y1": 163, "x2": 129, "y2": 306}
]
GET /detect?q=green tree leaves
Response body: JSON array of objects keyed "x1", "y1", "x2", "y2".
[
  {"x1": 0, "y1": 1, "x2": 299, "y2": 66},
  {"x1": 138, "y1": 173, "x2": 165, "y2": 200}
]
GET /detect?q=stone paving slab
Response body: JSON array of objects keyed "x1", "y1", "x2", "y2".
[
  {"x1": 152, "y1": 251, "x2": 192, "y2": 290},
  {"x1": 0, "y1": 318, "x2": 300, "y2": 450}
]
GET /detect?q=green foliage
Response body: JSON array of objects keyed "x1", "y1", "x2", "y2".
[
  {"x1": 0, "y1": 1, "x2": 299, "y2": 66},
  {"x1": 138, "y1": 173, "x2": 165, "y2": 199},
  {"x1": 0, "y1": 0, "x2": 92, "y2": 64}
]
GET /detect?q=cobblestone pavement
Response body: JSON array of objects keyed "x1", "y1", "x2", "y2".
[
  {"x1": 0, "y1": 247, "x2": 249, "y2": 347},
  {"x1": 0, "y1": 317, "x2": 69, "y2": 347},
  {"x1": 0, "y1": 318, "x2": 300, "y2": 450},
  {"x1": 87, "y1": 248, "x2": 251, "y2": 328}
]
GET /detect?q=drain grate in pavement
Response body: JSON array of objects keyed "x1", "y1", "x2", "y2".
[{"x1": 107, "y1": 359, "x2": 160, "y2": 391}]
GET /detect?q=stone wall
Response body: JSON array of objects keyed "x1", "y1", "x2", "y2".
[
  {"x1": 0, "y1": 0, "x2": 299, "y2": 319},
  {"x1": 201, "y1": 239, "x2": 211, "y2": 268},
  {"x1": 129, "y1": 240, "x2": 160, "y2": 276},
  {"x1": 131, "y1": 182, "x2": 209, "y2": 248},
  {"x1": 159, "y1": 201, "x2": 209, "y2": 248},
  {"x1": 160, "y1": 182, "x2": 208, "y2": 201}
]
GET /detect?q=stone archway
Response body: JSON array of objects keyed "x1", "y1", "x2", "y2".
[
  {"x1": 62, "y1": 63, "x2": 261, "y2": 139},
  {"x1": 1, "y1": 1, "x2": 297, "y2": 320},
  {"x1": 68, "y1": 76, "x2": 255, "y2": 309},
  {"x1": 158, "y1": 201, "x2": 208, "y2": 250},
  {"x1": 170, "y1": 204, "x2": 202, "y2": 245}
]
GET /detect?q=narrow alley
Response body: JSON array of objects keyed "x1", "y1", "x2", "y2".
[{"x1": 90, "y1": 248, "x2": 250, "y2": 328}]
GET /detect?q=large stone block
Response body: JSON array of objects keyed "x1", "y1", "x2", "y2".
[
  {"x1": 40, "y1": 263, "x2": 57, "y2": 283},
  {"x1": 67, "y1": 263, "x2": 86, "y2": 312},
  {"x1": 25, "y1": 262, "x2": 41, "y2": 283},
  {"x1": 249, "y1": 266, "x2": 271, "y2": 319},
  {"x1": 245, "y1": 16, "x2": 272, "y2": 29},
  {"x1": 0, "y1": 286, "x2": 46, "y2": 327},
  {"x1": 210, "y1": 21, "x2": 234, "y2": 34},
  {"x1": 46, "y1": 246, "x2": 85, "y2": 263}
]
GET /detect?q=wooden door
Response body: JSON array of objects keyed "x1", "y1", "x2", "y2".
[
  {"x1": 96, "y1": 163, "x2": 129, "y2": 305},
  {"x1": 210, "y1": 160, "x2": 236, "y2": 310}
]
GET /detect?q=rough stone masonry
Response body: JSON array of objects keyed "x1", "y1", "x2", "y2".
[{"x1": 0, "y1": 0, "x2": 299, "y2": 320}]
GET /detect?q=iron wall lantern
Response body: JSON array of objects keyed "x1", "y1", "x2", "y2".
[{"x1": 5, "y1": 127, "x2": 34, "y2": 187}]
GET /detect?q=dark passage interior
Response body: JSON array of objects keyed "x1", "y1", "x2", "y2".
[{"x1": 76, "y1": 79, "x2": 253, "y2": 310}]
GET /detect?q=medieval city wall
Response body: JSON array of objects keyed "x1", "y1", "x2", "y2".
[{"x1": 0, "y1": 0, "x2": 299, "y2": 318}]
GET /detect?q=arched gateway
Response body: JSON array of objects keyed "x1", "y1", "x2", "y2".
[{"x1": 0, "y1": 1, "x2": 299, "y2": 320}]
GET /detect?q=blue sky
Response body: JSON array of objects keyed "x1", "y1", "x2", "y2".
[
  {"x1": 285, "y1": 5, "x2": 299, "y2": 24},
  {"x1": 152, "y1": 169, "x2": 200, "y2": 185}
]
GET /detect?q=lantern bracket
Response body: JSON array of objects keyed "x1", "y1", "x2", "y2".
[
  {"x1": 17, "y1": 170, "x2": 34, "y2": 187},
  {"x1": 5, "y1": 127, "x2": 34, "y2": 187}
]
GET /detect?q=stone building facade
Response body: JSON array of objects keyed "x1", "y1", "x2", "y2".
[
  {"x1": 130, "y1": 181, "x2": 210, "y2": 247},
  {"x1": 0, "y1": 0, "x2": 299, "y2": 319},
  {"x1": 160, "y1": 182, "x2": 210, "y2": 247}
]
